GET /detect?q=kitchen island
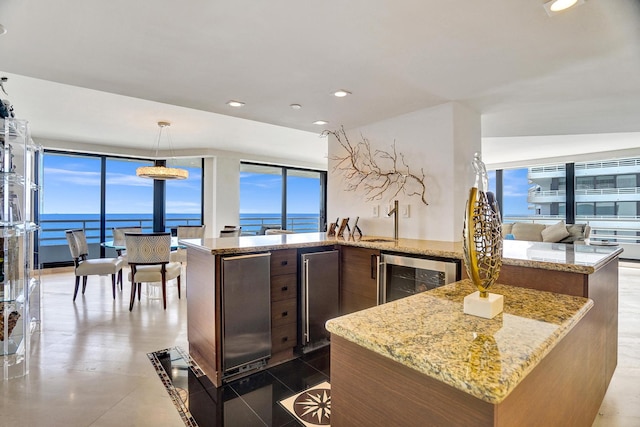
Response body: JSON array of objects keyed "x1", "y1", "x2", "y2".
[
  {"x1": 181, "y1": 233, "x2": 621, "y2": 390},
  {"x1": 181, "y1": 233, "x2": 466, "y2": 386},
  {"x1": 326, "y1": 280, "x2": 596, "y2": 426}
]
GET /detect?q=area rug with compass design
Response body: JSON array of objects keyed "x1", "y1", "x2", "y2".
[{"x1": 279, "y1": 381, "x2": 331, "y2": 426}]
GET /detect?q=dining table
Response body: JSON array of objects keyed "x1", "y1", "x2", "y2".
[{"x1": 101, "y1": 237, "x2": 186, "y2": 252}]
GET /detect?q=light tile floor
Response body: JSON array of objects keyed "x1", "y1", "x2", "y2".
[
  {"x1": 1, "y1": 269, "x2": 188, "y2": 427},
  {"x1": 1, "y1": 263, "x2": 639, "y2": 426}
]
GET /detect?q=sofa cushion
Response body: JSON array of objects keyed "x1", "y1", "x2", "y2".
[
  {"x1": 559, "y1": 223, "x2": 587, "y2": 243},
  {"x1": 511, "y1": 223, "x2": 547, "y2": 241},
  {"x1": 542, "y1": 220, "x2": 571, "y2": 243}
]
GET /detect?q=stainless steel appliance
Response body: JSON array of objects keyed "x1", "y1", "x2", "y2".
[
  {"x1": 221, "y1": 253, "x2": 272, "y2": 377},
  {"x1": 301, "y1": 250, "x2": 340, "y2": 352},
  {"x1": 378, "y1": 253, "x2": 459, "y2": 304}
]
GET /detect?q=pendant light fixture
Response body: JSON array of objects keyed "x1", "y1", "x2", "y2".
[{"x1": 136, "y1": 121, "x2": 189, "y2": 180}]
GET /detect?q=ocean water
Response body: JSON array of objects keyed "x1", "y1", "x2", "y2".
[
  {"x1": 39, "y1": 213, "x2": 320, "y2": 245},
  {"x1": 39, "y1": 213, "x2": 201, "y2": 246}
]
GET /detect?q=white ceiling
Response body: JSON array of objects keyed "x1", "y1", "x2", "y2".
[{"x1": 0, "y1": 0, "x2": 639, "y2": 164}]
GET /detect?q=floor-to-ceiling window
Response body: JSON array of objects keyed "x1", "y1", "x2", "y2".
[
  {"x1": 165, "y1": 159, "x2": 204, "y2": 231},
  {"x1": 286, "y1": 169, "x2": 323, "y2": 233},
  {"x1": 40, "y1": 151, "x2": 203, "y2": 266},
  {"x1": 40, "y1": 153, "x2": 104, "y2": 264},
  {"x1": 497, "y1": 164, "x2": 567, "y2": 221},
  {"x1": 487, "y1": 170, "x2": 496, "y2": 195},
  {"x1": 489, "y1": 156, "x2": 640, "y2": 259},
  {"x1": 240, "y1": 162, "x2": 326, "y2": 235},
  {"x1": 501, "y1": 168, "x2": 533, "y2": 220},
  {"x1": 102, "y1": 157, "x2": 154, "y2": 258}
]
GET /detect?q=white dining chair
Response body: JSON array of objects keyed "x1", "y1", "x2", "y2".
[
  {"x1": 125, "y1": 232, "x2": 182, "y2": 310},
  {"x1": 112, "y1": 226, "x2": 142, "y2": 285},
  {"x1": 170, "y1": 224, "x2": 206, "y2": 263},
  {"x1": 66, "y1": 229, "x2": 123, "y2": 301}
]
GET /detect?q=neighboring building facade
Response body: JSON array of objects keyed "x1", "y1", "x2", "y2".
[{"x1": 527, "y1": 156, "x2": 640, "y2": 249}]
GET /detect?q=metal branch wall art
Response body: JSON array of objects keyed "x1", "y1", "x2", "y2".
[{"x1": 325, "y1": 127, "x2": 428, "y2": 205}]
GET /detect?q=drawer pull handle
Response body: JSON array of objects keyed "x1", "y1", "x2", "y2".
[
  {"x1": 281, "y1": 260, "x2": 288, "y2": 266},
  {"x1": 281, "y1": 286, "x2": 288, "y2": 291},
  {"x1": 282, "y1": 311, "x2": 288, "y2": 317},
  {"x1": 282, "y1": 336, "x2": 288, "y2": 342}
]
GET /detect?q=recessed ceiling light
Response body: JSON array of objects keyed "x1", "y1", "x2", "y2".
[
  {"x1": 333, "y1": 90, "x2": 351, "y2": 98},
  {"x1": 290, "y1": 104, "x2": 302, "y2": 110},
  {"x1": 226, "y1": 100, "x2": 245, "y2": 108},
  {"x1": 313, "y1": 120, "x2": 328, "y2": 125},
  {"x1": 0, "y1": 24, "x2": 6, "y2": 35},
  {"x1": 543, "y1": 0, "x2": 583, "y2": 16}
]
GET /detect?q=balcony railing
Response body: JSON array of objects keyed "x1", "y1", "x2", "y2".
[
  {"x1": 239, "y1": 215, "x2": 321, "y2": 236},
  {"x1": 527, "y1": 189, "x2": 566, "y2": 197},
  {"x1": 575, "y1": 187, "x2": 640, "y2": 196},
  {"x1": 38, "y1": 215, "x2": 321, "y2": 266},
  {"x1": 575, "y1": 158, "x2": 640, "y2": 170},
  {"x1": 528, "y1": 187, "x2": 640, "y2": 205},
  {"x1": 38, "y1": 216, "x2": 202, "y2": 266},
  {"x1": 529, "y1": 165, "x2": 566, "y2": 174},
  {"x1": 38, "y1": 217, "x2": 203, "y2": 248}
]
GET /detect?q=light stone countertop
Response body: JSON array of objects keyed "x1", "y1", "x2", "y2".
[
  {"x1": 181, "y1": 232, "x2": 622, "y2": 274},
  {"x1": 325, "y1": 279, "x2": 593, "y2": 404},
  {"x1": 499, "y1": 239, "x2": 623, "y2": 273}
]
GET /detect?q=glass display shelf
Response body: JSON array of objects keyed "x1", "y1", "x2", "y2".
[{"x1": 1, "y1": 118, "x2": 41, "y2": 380}]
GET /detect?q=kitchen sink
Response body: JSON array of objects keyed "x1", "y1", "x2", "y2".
[{"x1": 360, "y1": 238, "x2": 396, "y2": 243}]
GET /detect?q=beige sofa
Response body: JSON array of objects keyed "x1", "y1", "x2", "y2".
[{"x1": 502, "y1": 221, "x2": 590, "y2": 244}]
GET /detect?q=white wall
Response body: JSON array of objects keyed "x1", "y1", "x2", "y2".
[
  {"x1": 209, "y1": 156, "x2": 240, "y2": 234},
  {"x1": 328, "y1": 102, "x2": 481, "y2": 242}
]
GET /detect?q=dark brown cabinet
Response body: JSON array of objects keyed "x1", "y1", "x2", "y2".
[
  {"x1": 340, "y1": 246, "x2": 380, "y2": 315},
  {"x1": 269, "y1": 249, "x2": 298, "y2": 360}
]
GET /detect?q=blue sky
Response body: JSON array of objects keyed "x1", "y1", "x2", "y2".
[
  {"x1": 42, "y1": 153, "x2": 526, "y2": 217},
  {"x1": 239, "y1": 171, "x2": 320, "y2": 214},
  {"x1": 42, "y1": 154, "x2": 202, "y2": 214},
  {"x1": 489, "y1": 168, "x2": 532, "y2": 216},
  {"x1": 43, "y1": 154, "x2": 319, "y2": 216}
]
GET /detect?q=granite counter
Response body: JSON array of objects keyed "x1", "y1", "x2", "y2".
[
  {"x1": 181, "y1": 232, "x2": 621, "y2": 275},
  {"x1": 326, "y1": 280, "x2": 604, "y2": 426},
  {"x1": 326, "y1": 279, "x2": 592, "y2": 404}
]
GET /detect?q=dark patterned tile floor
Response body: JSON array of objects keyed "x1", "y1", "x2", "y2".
[{"x1": 149, "y1": 346, "x2": 331, "y2": 427}]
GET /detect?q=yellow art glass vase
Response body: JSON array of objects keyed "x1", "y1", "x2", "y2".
[{"x1": 462, "y1": 153, "x2": 504, "y2": 318}]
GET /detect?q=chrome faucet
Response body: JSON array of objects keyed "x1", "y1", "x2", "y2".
[{"x1": 387, "y1": 200, "x2": 399, "y2": 240}]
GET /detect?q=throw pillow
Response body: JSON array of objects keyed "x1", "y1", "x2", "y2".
[
  {"x1": 559, "y1": 223, "x2": 587, "y2": 243},
  {"x1": 512, "y1": 223, "x2": 547, "y2": 241},
  {"x1": 542, "y1": 221, "x2": 571, "y2": 243}
]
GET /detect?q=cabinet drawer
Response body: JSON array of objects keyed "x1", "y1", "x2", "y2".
[
  {"x1": 272, "y1": 323, "x2": 297, "y2": 353},
  {"x1": 271, "y1": 298, "x2": 297, "y2": 328},
  {"x1": 271, "y1": 274, "x2": 297, "y2": 301},
  {"x1": 270, "y1": 249, "x2": 297, "y2": 276}
]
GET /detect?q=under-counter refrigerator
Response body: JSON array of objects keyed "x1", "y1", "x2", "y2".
[
  {"x1": 221, "y1": 253, "x2": 272, "y2": 377},
  {"x1": 301, "y1": 250, "x2": 340, "y2": 352}
]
